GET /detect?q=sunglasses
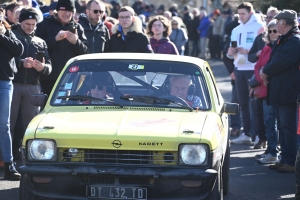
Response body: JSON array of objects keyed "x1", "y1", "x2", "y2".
[
  {"x1": 92, "y1": 10, "x2": 104, "y2": 14},
  {"x1": 89, "y1": 85, "x2": 106, "y2": 90},
  {"x1": 268, "y1": 29, "x2": 277, "y2": 34}
]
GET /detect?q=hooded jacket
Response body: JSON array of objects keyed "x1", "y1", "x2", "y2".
[
  {"x1": 262, "y1": 27, "x2": 300, "y2": 105},
  {"x1": 169, "y1": 27, "x2": 188, "y2": 52},
  {"x1": 106, "y1": 16, "x2": 153, "y2": 53},
  {"x1": 0, "y1": 29, "x2": 24, "y2": 80},
  {"x1": 35, "y1": 14, "x2": 89, "y2": 81},
  {"x1": 230, "y1": 13, "x2": 265, "y2": 70},
  {"x1": 150, "y1": 37, "x2": 178, "y2": 55},
  {"x1": 78, "y1": 14, "x2": 110, "y2": 53},
  {"x1": 12, "y1": 24, "x2": 51, "y2": 85}
]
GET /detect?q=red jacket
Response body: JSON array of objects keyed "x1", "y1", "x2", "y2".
[{"x1": 254, "y1": 44, "x2": 272, "y2": 98}]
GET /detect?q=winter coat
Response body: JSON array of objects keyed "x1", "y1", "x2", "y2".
[
  {"x1": 169, "y1": 28, "x2": 188, "y2": 52},
  {"x1": 12, "y1": 24, "x2": 51, "y2": 85},
  {"x1": 197, "y1": 16, "x2": 210, "y2": 38},
  {"x1": 35, "y1": 14, "x2": 89, "y2": 81},
  {"x1": 253, "y1": 43, "x2": 272, "y2": 98},
  {"x1": 78, "y1": 14, "x2": 110, "y2": 53},
  {"x1": 106, "y1": 16, "x2": 153, "y2": 53},
  {"x1": 263, "y1": 27, "x2": 300, "y2": 106},
  {"x1": 188, "y1": 16, "x2": 200, "y2": 41},
  {"x1": 0, "y1": 29, "x2": 24, "y2": 80},
  {"x1": 150, "y1": 37, "x2": 178, "y2": 55}
]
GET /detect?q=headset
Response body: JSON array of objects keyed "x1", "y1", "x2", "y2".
[{"x1": 163, "y1": 75, "x2": 196, "y2": 96}]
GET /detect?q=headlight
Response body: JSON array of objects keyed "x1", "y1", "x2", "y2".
[
  {"x1": 179, "y1": 144, "x2": 209, "y2": 166},
  {"x1": 27, "y1": 140, "x2": 56, "y2": 161}
]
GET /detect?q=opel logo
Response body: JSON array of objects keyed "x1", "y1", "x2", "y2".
[{"x1": 112, "y1": 140, "x2": 122, "y2": 148}]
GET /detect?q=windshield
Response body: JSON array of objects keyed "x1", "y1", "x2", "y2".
[{"x1": 51, "y1": 60, "x2": 211, "y2": 110}]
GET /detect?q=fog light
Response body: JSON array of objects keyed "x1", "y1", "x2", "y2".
[
  {"x1": 68, "y1": 148, "x2": 79, "y2": 156},
  {"x1": 181, "y1": 180, "x2": 202, "y2": 187}
]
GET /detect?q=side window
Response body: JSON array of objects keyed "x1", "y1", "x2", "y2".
[{"x1": 205, "y1": 66, "x2": 220, "y2": 106}]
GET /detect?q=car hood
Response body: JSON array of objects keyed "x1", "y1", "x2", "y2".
[{"x1": 35, "y1": 110, "x2": 207, "y2": 150}]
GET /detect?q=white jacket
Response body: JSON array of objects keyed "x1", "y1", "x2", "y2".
[{"x1": 231, "y1": 13, "x2": 265, "y2": 70}]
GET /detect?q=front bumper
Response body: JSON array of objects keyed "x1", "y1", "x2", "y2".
[{"x1": 19, "y1": 164, "x2": 218, "y2": 200}]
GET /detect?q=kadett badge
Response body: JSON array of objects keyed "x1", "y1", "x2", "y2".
[
  {"x1": 112, "y1": 140, "x2": 122, "y2": 148},
  {"x1": 128, "y1": 64, "x2": 144, "y2": 70}
]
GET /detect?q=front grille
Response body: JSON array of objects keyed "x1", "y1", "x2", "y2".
[
  {"x1": 85, "y1": 150, "x2": 152, "y2": 165},
  {"x1": 80, "y1": 175, "x2": 114, "y2": 184},
  {"x1": 79, "y1": 175, "x2": 153, "y2": 185},
  {"x1": 58, "y1": 149, "x2": 178, "y2": 166}
]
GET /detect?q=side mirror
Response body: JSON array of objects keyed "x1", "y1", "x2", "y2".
[
  {"x1": 30, "y1": 94, "x2": 48, "y2": 107},
  {"x1": 221, "y1": 103, "x2": 239, "y2": 115}
]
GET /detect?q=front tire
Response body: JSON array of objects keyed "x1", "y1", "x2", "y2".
[
  {"x1": 222, "y1": 142, "x2": 230, "y2": 195},
  {"x1": 208, "y1": 167, "x2": 223, "y2": 200}
]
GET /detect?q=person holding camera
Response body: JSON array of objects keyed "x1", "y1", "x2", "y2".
[
  {"x1": 10, "y1": 7, "x2": 52, "y2": 160},
  {"x1": 35, "y1": 0, "x2": 89, "y2": 96},
  {"x1": 0, "y1": 7, "x2": 24, "y2": 180},
  {"x1": 227, "y1": 2, "x2": 264, "y2": 145}
]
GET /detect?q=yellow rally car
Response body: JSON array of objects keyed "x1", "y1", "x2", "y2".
[{"x1": 19, "y1": 53, "x2": 238, "y2": 200}]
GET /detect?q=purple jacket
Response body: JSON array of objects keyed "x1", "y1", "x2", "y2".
[{"x1": 150, "y1": 37, "x2": 179, "y2": 55}]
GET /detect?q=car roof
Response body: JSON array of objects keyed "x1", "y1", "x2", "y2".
[{"x1": 71, "y1": 53, "x2": 206, "y2": 69}]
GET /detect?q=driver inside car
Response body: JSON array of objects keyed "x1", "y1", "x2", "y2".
[
  {"x1": 169, "y1": 75, "x2": 202, "y2": 108},
  {"x1": 83, "y1": 73, "x2": 113, "y2": 104}
]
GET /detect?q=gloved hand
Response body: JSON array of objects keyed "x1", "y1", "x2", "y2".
[{"x1": 0, "y1": 24, "x2": 6, "y2": 35}]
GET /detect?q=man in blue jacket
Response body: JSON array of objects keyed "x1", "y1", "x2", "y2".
[
  {"x1": 260, "y1": 10, "x2": 300, "y2": 173},
  {"x1": 197, "y1": 10, "x2": 210, "y2": 59}
]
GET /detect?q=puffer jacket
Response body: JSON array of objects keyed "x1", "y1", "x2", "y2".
[
  {"x1": 12, "y1": 24, "x2": 51, "y2": 85},
  {"x1": 106, "y1": 16, "x2": 153, "y2": 53},
  {"x1": 150, "y1": 37, "x2": 178, "y2": 55},
  {"x1": 263, "y1": 27, "x2": 300, "y2": 105},
  {"x1": 36, "y1": 14, "x2": 89, "y2": 81},
  {"x1": 78, "y1": 14, "x2": 110, "y2": 53},
  {"x1": 0, "y1": 29, "x2": 24, "y2": 80}
]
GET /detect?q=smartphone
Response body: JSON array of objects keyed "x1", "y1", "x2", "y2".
[
  {"x1": 231, "y1": 41, "x2": 237, "y2": 48},
  {"x1": 67, "y1": 25, "x2": 76, "y2": 33},
  {"x1": 36, "y1": 51, "x2": 45, "y2": 62}
]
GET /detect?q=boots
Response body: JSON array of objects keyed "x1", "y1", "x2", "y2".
[{"x1": 4, "y1": 161, "x2": 21, "y2": 180}]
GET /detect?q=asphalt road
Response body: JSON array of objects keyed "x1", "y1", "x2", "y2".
[{"x1": 0, "y1": 59, "x2": 296, "y2": 200}]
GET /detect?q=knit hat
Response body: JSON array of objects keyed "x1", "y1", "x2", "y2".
[
  {"x1": 56, "y1": 0, "x2": 74, "y2": 12},
  {"x1": 19, "y1": 8, "x2": 38, "y2": 23}
]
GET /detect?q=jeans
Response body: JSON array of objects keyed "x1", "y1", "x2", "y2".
[
  {"x1": 251, "y1": 98, "x2": 266, "y2": 140},
  {"x1": 0, "y1": 80, "x2": 13, "y2": 162},
  {"x1": 234, "y1": 69, "x2": 253, "y2": 137},
  {"x1": 189, "y1": 40, "x2": 199, "y2": 57},
  {"x1": 263, "y1": 100, "x2": 278, "y2": 156},
  {"x1": 274, "y1": 104, "x2": 297, "y2": 166},
  {"x1": 199, "y1": 37, "x2": 207, "y2": 58}
]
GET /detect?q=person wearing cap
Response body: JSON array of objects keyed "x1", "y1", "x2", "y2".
[
  {"x1": 35, "y1": 0, "x2": 89, "y2": 97},
  {"x1": 106, "y1": 6, "x2": 152, "y2": 53},
  {"x1": 10, "y1": 7, "x2": 52, "y2": 161},
  {"x1": 78, "y1": 0, "x2": 110, "y2": 53},
  {"x1": 0, "y1": 3, "x2": 23, "y2": 181},
  {"x1": 227, "y1": 2, "x2": 264, "y2": 145},
  {"x1": 43, "y1": 1, "x2": 58, "y2": 18},
  {"x1": 258, "y1": 9, "x2": 300, "y2": 174}
]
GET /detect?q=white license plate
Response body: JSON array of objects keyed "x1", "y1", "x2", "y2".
[{"x1": 87, "y1": 186, "x2": 147, "y2": 200}]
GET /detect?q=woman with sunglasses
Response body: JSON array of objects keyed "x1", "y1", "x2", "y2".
[
  {"x1": 250, "y1": 19, "x2": 281, "y2": 164},
  {"x1": 146, "y1": 15, "x2": 178, "y2": 55}
]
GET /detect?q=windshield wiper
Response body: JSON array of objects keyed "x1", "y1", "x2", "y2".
[
  {"x1": 120, "y1": 95, "x2": 193, "y2": 112},
  {"x1": 57, "y1": 95, "x2": 123, "y2": 108}
]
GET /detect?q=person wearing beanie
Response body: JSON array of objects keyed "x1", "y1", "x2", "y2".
[
  {"x1": 35, "y1": 0, "x2": 89, "y2": 97},
  {"x1": 78, "y1": 0, "x2": 110, "y2": 53},
  {"x1": 10, "y1": 7, "x2": 52, "y2": 165},
  {"x1": 106, "y1": 6, "x2": 153, "y2": 53}
]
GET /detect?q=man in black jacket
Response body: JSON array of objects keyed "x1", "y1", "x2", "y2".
[
  {"x1": 260, "y1": 10, "x2": 300, "y2": 173},
  {"x1": 107, "y1": 6, "x2": 153, "y2": 53},
  {"x1": 78, "y1": 0, "x2": 110, "y2": 53},
  {"x1": 10, "y1": 8, "x2": 52, "y2": 160},
  {"x1": 36, "y1": 0, "x2": 89, "y2": 96}
]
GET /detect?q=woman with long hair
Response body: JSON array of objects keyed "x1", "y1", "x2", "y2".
[{"x1": 147, "y1": 15, "x2": 178, "y2": 55}]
